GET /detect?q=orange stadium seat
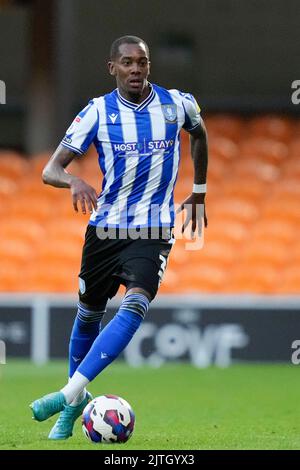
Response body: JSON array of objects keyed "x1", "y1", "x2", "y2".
[
  {"x1": 241, "y1": 240, "x2": 289, "y2": 268},
  {"x1": 206, "y1": 158, "x2": 227, "y2": 183},
  {"x1": 0, "y1": 262, "x2": 23, "y2": 292},
  {"x1": 1, "y1": 219, "x2": 45, "y2": 245},
  {"x1": 0, "y1": 152, "x2": 29, "y2": 180},
  {"x1": 168, "y1": 241, "x2": 190, "y2": 267},
  {"x1": 0, "y1": 239, "x2": 35, "y2": 264},
  {"x1": 251, "y1": 220, "x2": 296, "y2": 245},
  {"x1": 272, "y1": 179, "x2": 300, "y2": 199},
  {"x1": 54, "y1": 198, "x2": 92, "y2": 219},
  {"x1": 248, "y1": 116, "x2": 294, "y2": 142},
  {"x1": 25, "y1": 264, "x2": 79, "y2": 292},
  {"x1": 290, "y1": 242, "x2": 300, "y2": 264},
  {"x1": 20, "y1": 179, "x2": 61, "y2": 201},
  {"x1": 30, "y1": 152, "x2": 52, "y2": 176},
  {"x1": 209, "y1": 198, "x2": 259, "y2": 223},
  {"x1": 288, "y1": 137, "x2": 300, "y2": 159},
  {"x1": 282, "y1": 157, "x2": 300, "y2": 178},
  {"x1": 278, "y1": 265, "x2": 300, "y2": 294},
  {"x1": 262, "y1": 200, "x2": 300, "y2": 224},
  {"x1": 220, "y1": 179, "x2": 267, "y2": 202},
  {"x1": 233, "y1": 158, "x2": 280, "y2": 182},
  {"x1": 205, "y1": 219, "x2": 249, "y2": 245},
  {"x1": 192, "y1": 240, "x2": 237, "y2": 268},
  {"x1": 45, "y1": 219, "x2": 86, "y2": 244},
  {"x1": 205, "y1": 115, "x2": 245, "y2": 142},
  {"x1": 8, "y1": 197, "x2": 54, "y2": 222},
  {"x1": 0, "y1": 176, "x2": 18, "y2": 197},
  {"x1": 179, "y1": 263, "x2": 227, "y2": 293},
  {"x1": 223, "y1": 263, "x2": 279, "y2": 294},
  {"x1": 158, "y1": 267, "x2": 180, "y2": 294},
  {"x1": 36, "y1": 239, "x2": 81, "y2": 267},
  {"x1": 239, "y1": 137, "x2": 288, "y2": 165},
  {"x1": 208, "y1": 136, "x2": 239, "y2": 162}
]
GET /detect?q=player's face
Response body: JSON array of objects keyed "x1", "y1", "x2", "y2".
[{"x1": 108, "y1": 43, "x2": 150, "y2": 101}]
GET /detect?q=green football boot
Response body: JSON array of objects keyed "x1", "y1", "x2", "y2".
[
  {"x1": 30, "y1": 391, "x2": 67, "y2": 422},
  {"x1": 48, "y1": 391, "x2": 93, "y2": 440}
]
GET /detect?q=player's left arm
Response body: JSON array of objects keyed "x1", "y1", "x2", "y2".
[{"x1": 177, "y1": 116, "x2": 208, "y2": 234}]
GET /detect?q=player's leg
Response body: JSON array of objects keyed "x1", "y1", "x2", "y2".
[
  {"x1": 57, "y1": 234, "x2": 174, "y2": 406},
  {"x1": 30, "y1": 226, "x2": 120, "y2": 430},
  {"x1": 68, "y1": 300, "x2": 107, "y2": 400},
  {"x1": 30, "y1": 288, "x2": 151, "y2": 426},
  {"x1": 47, "y1": 299, "x2": 107, "y2": 440},
  {"x1": 58, "y1": 287, "x2": 151, "y2": 404},
  {"x1": 30, "y1": 234, "x2": 172, "y2": 428}
]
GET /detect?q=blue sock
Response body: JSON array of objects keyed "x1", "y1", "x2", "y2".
[
  {"x1": 69, "y1": 302, "x2": 106, "y2": 377},
  {"x1": 77, "y1": 293, "x2": 150, "y2": 381}
]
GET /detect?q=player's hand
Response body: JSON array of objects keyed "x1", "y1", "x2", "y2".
[
  {"x1": 176, "y1": 193, "x2": 208, "y2": 236},
  {"x1": 70, "y1": 178, "x2": 98, "y2": 214}
]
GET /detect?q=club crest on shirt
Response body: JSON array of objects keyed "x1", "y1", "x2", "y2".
[{"x1": 162, "y1": 104, "x2": 177, "y2": 123}]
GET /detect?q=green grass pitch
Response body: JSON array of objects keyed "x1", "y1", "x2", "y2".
[{"x1": 0, "y1": 361, "x2": 299, "y2": 450}]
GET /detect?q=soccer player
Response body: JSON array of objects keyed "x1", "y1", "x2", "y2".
[{"x1": 30, "y1": 35, "x2": 208, "y2": 439}]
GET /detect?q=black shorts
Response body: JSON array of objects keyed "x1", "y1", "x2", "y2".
[{"x1": 78, "y1": 225, "x2": 175, "y2": 306}]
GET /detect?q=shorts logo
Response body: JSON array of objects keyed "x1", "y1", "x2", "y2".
[
  {"x1": 162, "y1": 104, "x2": 177, "y2": 123},
  {"x1": 79, "y1": 277, "x2": 86, "y2": 294}
]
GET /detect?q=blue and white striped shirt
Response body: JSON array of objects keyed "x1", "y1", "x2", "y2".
[{"x1": 61, "y1": 83, "x2": 201, "y2": 229}]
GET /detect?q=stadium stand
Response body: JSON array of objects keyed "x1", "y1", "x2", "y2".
[{"x1": 1, "y1": 115, "x2": 299, "y2": 293}]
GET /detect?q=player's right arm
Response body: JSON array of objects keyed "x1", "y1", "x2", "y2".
[
  {"x1": 42, "y1": 99, "x2": 99, "y2": 214},
  {"x1": 42, "y1": 145, "x2": 98, "y2": 214}
]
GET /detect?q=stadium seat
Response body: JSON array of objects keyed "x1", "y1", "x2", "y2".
[
  {"x1": 168, "y1": 242, "x2": 190, "y2": 267},
  {"x1": 25, "y1": 264, "x2": 79, "y2": 292},
  {"x1": 205, "y1": 219, "x2": 249, "y2": 245},
  {"x1": 208, "y1": 136, "x2": 239, "y2": 162},
  {"x1": 209, "y1": 198, "x2": 258, "y2": 223},
  {"x1": 290, "y1": 242, "x2": 300, "y2": 264},
  {"x1": 282, "y1": 157, "x2": 300, "y2": 178},
  {"x1": 205, "y1": 115, "x2": 245, "y2": 142},
  {"x1": 192, "y1": 240, "x2": 237, "y2": 268},
  {"x1": 251, "y1": 220, "x2": 296, "y2": 245},
  {"x1": 220, "y1": 179, "x2": 266, "y2": 202},
  {"x1": 1, "y1": 219, "x2": 45, "y2": 245},
  {"x1": 206, "y1": 158, "x2": 227, "y2": 183},
  {"x1": 223, "y1": 263, "x2": 279, "y2": 293},
  {"x1": 248, "y1": 116, "x2": 293, "y2": 142},
  {"x1": 179, "y1": 263, "x2": 227, "y2": 293},
  {"x1": 272, "y1": 179, "x2": 300, "y2": 199},
  {"x1": 20, "y1": 179, "x2": 60, "y2": 201},
  {"x1": 36, "y1": 239, "x2": 81, "y2": 267},
  {"x1": 158, "y1": 267, "x2": 180, "y2": 293},
  {"x1": 0, "y1": 176, "x2": 18, "y2": 197},
  {"x1": 0, "y1": 239, "x2": 34, "y2": 264},
  {"x1": 241, "y1": 240, "x2": 289, "y2": 267},
  {"x1": 0, "y1": 262, "x2": 23, "y2": 292},
  {"x1": 278, "y1": 265, "x2": 300, "y2": 294},
  {"x1": 262, "y1": 200, "x2": 300, "y2": 224},
  {"x1": 30, "y1": 152, "x2": 52, "y2": 176},
  {"x1": 239, "y1": 137, "x2": 288, "y2": 165},
  {"x1": 8, "y1": 197, "x2": 54, "y2": 222},
  {"x1": 45, "y1": 219, "x2": 86, "y2": 244},
  {"x1": 233, "y1": 158, "x2": 280, "y2": 182},
  {"x1": 0, "y1": 152, "x2": 29, "y2": 180},
  {"x1": 288, "y1": 137, "x2": 300, "y2": 159}
]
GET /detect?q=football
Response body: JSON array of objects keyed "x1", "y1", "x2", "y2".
[{"x1": 82, "y1": 394, "x2": 135, "y2": 443}]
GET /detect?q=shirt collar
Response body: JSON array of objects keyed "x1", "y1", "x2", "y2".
[{"x1": 116, "y1": 83, "x2": 155, "y2": 111}]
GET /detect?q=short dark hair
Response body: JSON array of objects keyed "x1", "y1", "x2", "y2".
[{"x1": 110, "y1": 35, "x2": 149, "y2": 60}]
